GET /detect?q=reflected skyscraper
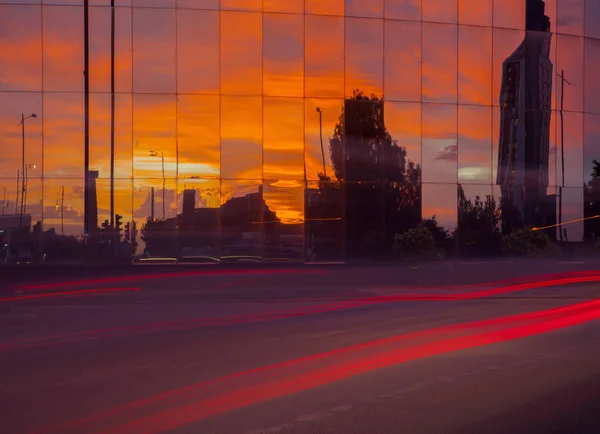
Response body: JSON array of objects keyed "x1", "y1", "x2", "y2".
[{"x1": 497, "y1": 0, "x2": 553, "y2": 232}]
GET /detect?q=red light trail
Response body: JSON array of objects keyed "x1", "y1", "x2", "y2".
[
  {"x1": 0, "y1": 287, "x2": 142, "y2": 303},
  {"x1": 37, "y1": 297, "x2": 600, "y2": 434},
  {"x1": 2, "y1": 272, "x2": 599, "y2": 354}
]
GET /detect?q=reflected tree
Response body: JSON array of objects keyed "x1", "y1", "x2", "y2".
[
  {"x1": 141, "y1": 217, "x2": 178, "y2": 258},
  {"x1": 584, "y1": 159, "x2": 600, "y2": 241},
  {"x1": 457, "y1": 185, "x2": 502, "y2": 257},
  {"x1": 325, "y1": 90, "x2": 421, "y2": 257}
]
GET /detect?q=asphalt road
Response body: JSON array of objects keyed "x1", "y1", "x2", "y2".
[{"x1": 0, "y1": 264, "x2": 599, "y2": 434}]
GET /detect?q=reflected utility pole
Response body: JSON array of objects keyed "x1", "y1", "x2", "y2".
[
  {"x1": 2, "y1": 188, "x2": 6, "y2": 215},
  {"x1": 15, "y1": 170, "x2": 19, "y2": 214},
  {"x1": 56, "y1": 185, "x2": 65, "y2": 235},
  {"x1": 557, "y1": 69, "x2": 571, "y2": 242},
  {"x1": 84, "y1": 0, "x2": 91, "y2": 239},
  {"x1": 17, "y1": 113, "x2": 37, "y2": 228},
  {"x1": 315, "y1": 107, "x2": 327, "y2": 178}
]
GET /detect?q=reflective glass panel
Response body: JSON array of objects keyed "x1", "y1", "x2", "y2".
[
  {"x1": 43, "y1": 6, "x2": 84, "y2": 92},
  {"x1": 585, "y1": 0, "x2": 600, "y2": 39},
  {"x1": 345, "y1": 0, "x2": 383, "y2": 18},
  {"x1": 262, "y1": 181, "x2": 304, "y2": 259},
  {"x1": 176, "y1": 179, "x2": 220, "y2": 259},
  {"x1": 493, "y1": 0, "x2": 525, "y2": 30},
  {"x1": 384, "y1": 20, "x2": 421, "y2": 103},
  {"x1": 584, "y1": 38, "x2": 600, "y2": 114},
  {"x1": 220, "y1": 96, "x2": 263, "y2": 180},
  {"x1": 422, "y1": 183, "x2": 458, "y2": 233},
  {"x1": 458, "y1": 105, "x2": 492, "y2": 184},
  {"x1": 264, "y1": 98, "x2": 304, "y2": 182},
  {"x1": 458, "y1": 25, "x2": 492, "y2": 105},
  {"x1": 557, "y1": 0, "x2": 584, "y2": 36},
  {"x1": 220, "y1": 179, "x2": 264, "y2": 258},
  {"x1": 0, "y1": 5, "x2": 42, "y2": 91},
  {"x1": 133, "y1": 7, "x2": 176, "y2": 94},
  {"x1": 492, "y1": 28, "x2": 525, "y2": 107},
  {"x1": 458, "y1": 0, "x2": 491, "y2": 26},
  {"x1": 0, "y1": 92, "x2": 43, "y2": 179},
  {"x1": 177, "y1": 95, "x2": 220, "y2": 179},
  {"x1": 263, "y1": 13, "x2": 304, "y2": 98},
  {"x1": 305, "y1": 15, "x2": 344, "y2": 98},
  {"x1": 44, "y1": 93, "x2": 84, "y2": 178},
  {"x1": 556, "y1": 34, "x2": 584, "y2": 113},
  {"x1": 264, "y1": 0, "x2": 303, "y2": 13},
  {"x1": 422, "y1": 22, "x2": 457, "y2": 103},
  {"x1": 89, "y1": 93, "x2": 133, "y2": 179},
  {"x1": 345, "y1": 18, "x2": 384, "y2": 98},
  {"x1": 305, "y1": 99, "x2": 342, "y2": 181},
  {"x1": 220, "y1": 11, "x2": 262, "y2": 96},
  {"x1": 305, "y1": 0, "x2": 344, "y2": 15},
  {"x1": 422, "y1": 103, "x2": 458, "y2": 184},
  {"x1": 132, "y1": 94, "x2": 177, "y2": 179},
  {"x1": 384, "y1": 0, "x2": 421, "y2": 20},
  {"x1": 584, "y1": 114, "x2": 600, "y2": 184},
  {"x1": 557, "y1": 111, "x2": 583, "y2": 188},
  {"x1": 177, "y1": 9, "x2": 219, "y2": 94},
  {"x1": 423, "y1": 0, "x2": 457, "y2": 24}
]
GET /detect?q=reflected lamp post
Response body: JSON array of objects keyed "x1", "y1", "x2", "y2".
[
  {"x1": 315, "y1": 107, "x2": 327, "y2": 179},
  {"x1": 23, "y1": 163, "x2": 36, "y2": 216},
  {"x1": 17, "y1": 113, "x2": 37, "y2": 228},
  {"x1": 150, "y1": 150, "x2": 166, "y2": 220}
]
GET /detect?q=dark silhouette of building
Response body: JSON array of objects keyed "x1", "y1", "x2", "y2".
[
  {"x1": 497, "y1": 0, "x2": 553, "y2": 232},
  {"x1": 182, "y1": 189, "x2": 196, "y2": 215}
]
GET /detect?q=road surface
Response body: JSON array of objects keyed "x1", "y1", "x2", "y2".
[{"x1": 1, "y1": 264, "x2": 599, "y2": 433}]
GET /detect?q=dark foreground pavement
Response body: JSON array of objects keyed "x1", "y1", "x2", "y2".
[{"x1": 0, "y1": 265, "x2": 599, "y2": 433}]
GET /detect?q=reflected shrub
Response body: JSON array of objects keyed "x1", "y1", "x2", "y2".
[
  {"x1": 501, "y1": 229, "x2": 558, "y2": 257},
  {"x1": 393, "y1": 223, "x2": 439, "y2": 261}
]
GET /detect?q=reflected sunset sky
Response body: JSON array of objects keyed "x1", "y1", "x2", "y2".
[{"x1": 1, "y1": 0, "x2": 600, "y2": 235}]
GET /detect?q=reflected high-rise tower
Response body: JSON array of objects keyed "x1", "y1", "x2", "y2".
[{"x1": 497, "y1": 0, "x2": 553, "y2": 232}]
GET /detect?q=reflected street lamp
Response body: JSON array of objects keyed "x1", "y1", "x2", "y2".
[
  {"x1": 17, "y1": 113, "x2": 37, "y2": 228},
  {"x1": 315, "y1": 107, "x2": 327, "y2": 179},
  {"x1": 150, "y1": 150, "x2": 166, "y2": 220}
]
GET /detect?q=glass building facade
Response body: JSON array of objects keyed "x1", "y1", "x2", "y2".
[{"x1": 1, "y1": 0, "x2": 600, "y2": 262}]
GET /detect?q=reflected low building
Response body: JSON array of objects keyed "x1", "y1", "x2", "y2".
[{"x1": 1, "y1": 0, "x2": 600, "y2": 262}]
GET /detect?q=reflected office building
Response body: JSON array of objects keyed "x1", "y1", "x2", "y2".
[
  {"x1": 2, "y1": 0, "x2": 600, "y2": 263},
  {"x1": 497, "y1": 0, "x2": 555, "y2": 235}
]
